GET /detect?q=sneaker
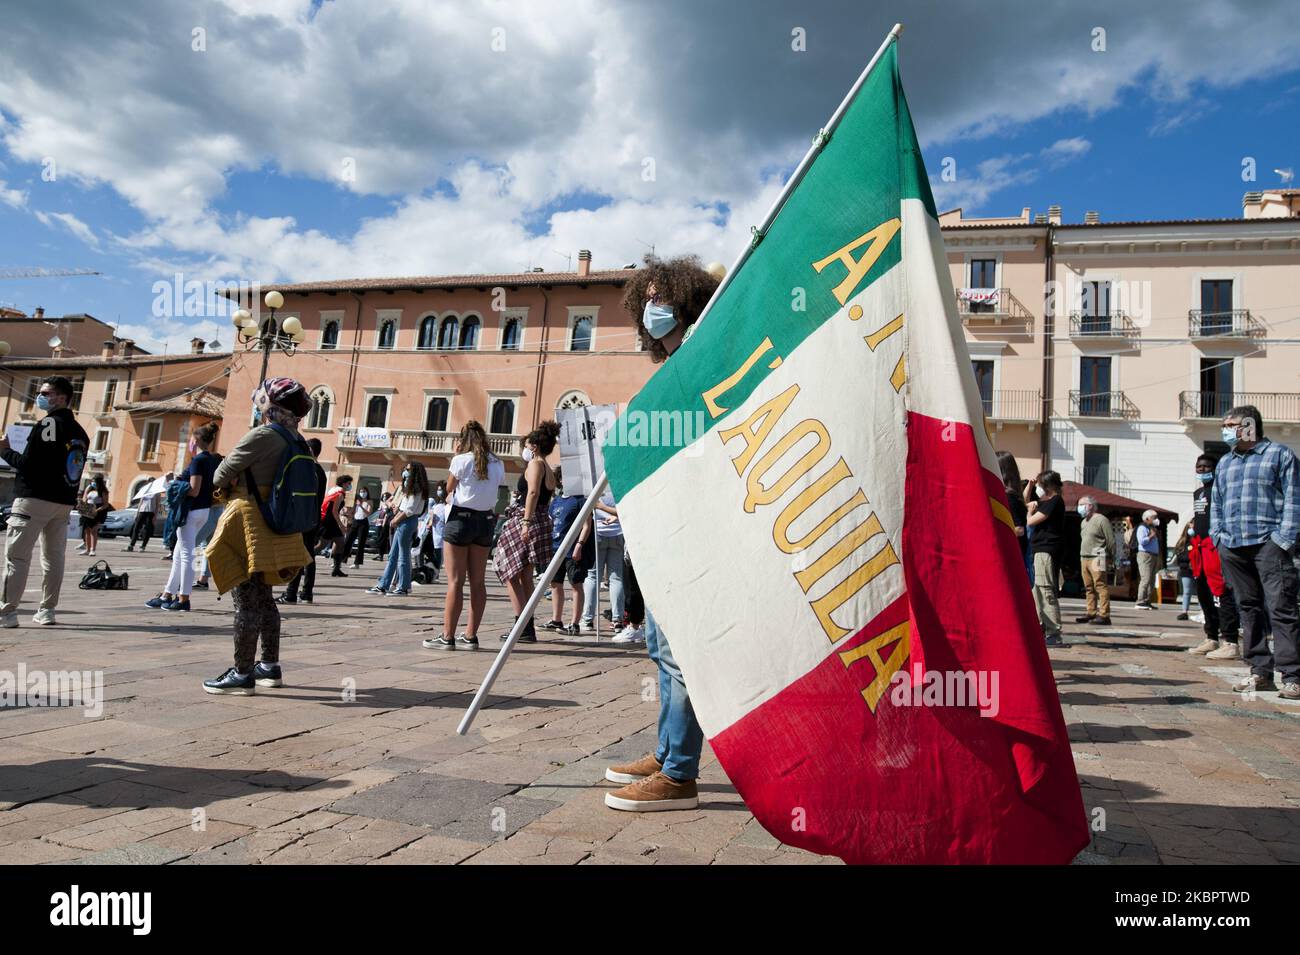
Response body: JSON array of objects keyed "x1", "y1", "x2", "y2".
[
  {"x1": 276, "y1": 594, "x2": 298, "y2": 604},
  {"x1": 1, "y1": 612, "x2": 18, "y2": 629},
  {"x1": 601, "y1": 609, "x2": 613, "y2": 622},
  {"x1": 388, "y1": 589, "x2": 410, "y2": 597},
  {"x1": 1233, "y1": 673, "x2": 1276, "y2": 694},
  {"x1": 1045, "y1": 633, "x2": 1064, "y2": 647},
  {"x1": 604, "y1": 772, "x2": 699, "y2": 812},
  {"x1": 331, "y1": 569, "x2": 348, "y2": 578},
  {"x1": 300, "y1": 595, "x2": 313, "y2": 604},
  {"x1": 203, "y1": 668, "x2": 256, "y2": 696},
  {"x1": 32, "y1": 609, "x2": 56, "y2": 626},
  {"x1": 1279, "y1": 682, "x2": 1300, "y2": 701},
  {"x1": 422, "y1": 634, "x2": 456, "y2": 650},
  {"x1": 513, "y1": 626, "x2": 539, "y2": 643},
  {"x1": 456, "y1": 633, "x2": 479, "y2": 650},
  {"x1": 1187, "y1": 638, "x2": 1219, "y2": 655},
  {"x1": 253, "y1": 662, "x2": 283, "y2": 687},
  {"x1": 124, "y1": 545, "x2": 134, "y2": 552},
  {"x1": 1135, "y1": 602, "x2": 1155, "y2": 610},
  {"x1": 555, "y1": 624, "x2": 577, "y2": 638},
  {"x1": 145, "y1": 594, "x2": 169, "y2": 609},
  {"x1": 580, "y1": 620, "x2": 596, "y2": 634},
  {"x1": 75, "y1": 543, "x2": 87, "y2": 553},
  {"x1": 1176, "y1": 612, "x2": 1189, "y2": 621},
  {"x1": 192, "y1": 579, "x2": 209, "y2": 590},
  {"x1": 612, "y1": 625, "x2": 645, "y2": 644},
  {"x1": 1090, "y1": 616, "x2": 1112, "y2": 626},
  {"x1": 1074, "y1": 615, "x2": 1094, "y2": 624},
  {"x1": 1205, "y1": 641, "x2": 1241, "y2": 660},
  {"x1": 541, "y1": 619, "x2": 564, "y2": 631},
  {"x1": 366, "y1": 586, "x2": 386, "y2": 595},
  {"x1": 605, "y1": 753, "x2": 662, "y2": 784},
  {"x1": 162, "y1": 599, "x2": 191, "y2": 612}
]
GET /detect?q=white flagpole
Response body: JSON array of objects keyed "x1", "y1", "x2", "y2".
[
  {"x1": 692, "y1": 23, "x2": 903, "y2": 332},
  {"x1": 457, "y1": 473, "x2": 610, "y2": 735}
]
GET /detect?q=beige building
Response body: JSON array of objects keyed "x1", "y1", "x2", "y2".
[{"x1": 942, "y1": 190, "x2": 1300, "y2": 518}]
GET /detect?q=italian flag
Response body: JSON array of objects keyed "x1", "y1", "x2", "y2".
[{"x1": 603, "y1": 40, "x2": 1089, "y2": 864}]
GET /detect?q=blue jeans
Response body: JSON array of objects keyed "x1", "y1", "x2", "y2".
[
  {"x1": 378, "y1": 520, "x2": 415, "y2": 592},
  {"x1": 644, "y1": 608, "x2": 703, "y2": 782},
  {"x1": 1180, "y1": 575, "x2": 1195, "y2": 613},
  {"x1": 582, "y1": 535, "x2": 625, "y2": 625}
]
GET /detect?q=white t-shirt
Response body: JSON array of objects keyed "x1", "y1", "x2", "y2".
[
  {"x1": 396, "y1": 491, "x2": 425, "y2": 519},
  {"x1": 449, "y1": 452, "x2": 504, "y2": 511}
]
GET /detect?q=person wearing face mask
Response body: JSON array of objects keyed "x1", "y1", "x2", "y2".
[
  {"x1": 1134, "y1": 509, "x2": 1162, "y2": 610},
  {"x1": 604, "y1": 255, "x2": 719, "y2": 813},
  {"x1": 1187, "y1": 453, "x2": 1240, "y2": 658},
  {"x1": 1212, "y1": 406, "x2": 1300, "y2": 698},
  {"x1": 0, "y1": 376, "x2": 90, "y2": 628},
  {"x1": 1075, "y1": 496, "x2": 1114, "y2": 626},
  {"x1": 342, "y1": 484, "x2": 374, "y2": 570},
  {"x1": 368, "y1": 461, "x2": 428, "y2": 596},
  {"x1": 1024, "y1": 470, "x2": 1065, "y2": 646},
  {"x1": 493, "y1": 422, "x2": 560, "y2": 641}
]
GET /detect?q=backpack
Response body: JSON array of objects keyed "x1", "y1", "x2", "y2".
[
  {"x1": 79, "y1": 560, "x2": 129, "y2": 590},
  {"x1": 245, "y1": 423, "x2": 322, "y2": 535}
]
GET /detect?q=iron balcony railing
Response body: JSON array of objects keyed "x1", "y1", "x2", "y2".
[
  {"x1": 1188, "y1": 309, "x2": 1264, "y2": 339},
  {"x1": 1068, "y1": 310, "x2": 1140, "y2": 339},
  {"x1": 338, "y1": 427, "x2": 524, "y2": 458},
  {"x1": 1069, "y1": 390, "x2": 1140, "y2": 420},
  {"x1": 955, "y1": 287, "x2": 1034, "y2": 324},
  {"x1": 1178, "y1": 391, "x2": 1300, "y2": 423},
  {"x1": 979, "y1": 389, "x2": 1041, "y2": 422},
  {"x1": 1076, "y1": 465, "x2": 1132, "y2": 497}
]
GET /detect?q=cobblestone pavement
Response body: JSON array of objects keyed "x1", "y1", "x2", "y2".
[{"x1": 1, "y1": 546, "x2": 1297, "y2": 864}]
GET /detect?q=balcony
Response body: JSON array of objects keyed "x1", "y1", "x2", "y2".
[
  {"x1": 1069, "y1": 390, "x2": 1140, "y2": 420},
  {"x1": 86, "y1": 450, "x2": 111, "y2": 468},
  {"x1": 1075, "y1": 465, "x2": 1133, "y2": 497},
  {"x1": 1179, "y1": 391, "x2": 1300, "y2": 424},
  {"x1": 956, "y1": 288, "x2": 1034, "y2": 327},
  {"x1": 338, "y1": 427, "x2": 524, "y2": 459},
  {"x1": 1188, "y1": 309, "x2": 1265, "y2": 339},
  {"x1": 1068, "y1": 310, "x2": 1140, "y2": 341},
  {"x1": 979, "y1": 389, "x2": 1041, "y2": 424}
]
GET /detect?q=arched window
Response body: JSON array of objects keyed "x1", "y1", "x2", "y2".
[
  {"x1": 437, "y1": 316, "x2": 459, "y2": 349},
  {"x1": 418, "y1": 316, "x2": 437, "y2": 349},
  {"x1": 377, "y1": 319, "x2": 396, "y2": 349},
  {"x1": 489, "y1": 398, "x2": 515, "y2": 435},
  {"x1": 501, "y1": 318, "x2": 521, "y2": 350},
  {"x1": 321, "y1": 320, "x2": 340, "y2": 349},
  {"x1": 366, "y1": 395, "x2": 389, "y2": 428},
  {"x1": 424, "y1": 397, "x2": 449, "y2": 432},
  {"x1": 307, "y1": 386, "x2": 333, "y2": 430},
  {"x1": 556, "y1": 390, "x2": 590, "y2": 412},
  {"x1": 570, "y1": 316, "x2": 592, "y2": 351},
  {"x1": 459, "y1": 315, "x2": 480, "y2": 350}
]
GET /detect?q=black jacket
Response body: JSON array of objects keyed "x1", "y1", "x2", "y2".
[{"x1": 0, "y1": 408, "x2": 90, "y2": 506}]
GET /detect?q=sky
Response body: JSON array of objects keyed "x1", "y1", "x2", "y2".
[{"x1": 0, "y1": 0, "x2": 1297, "y2": 354}]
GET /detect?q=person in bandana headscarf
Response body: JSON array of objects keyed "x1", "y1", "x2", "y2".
[{"x1": 201, "y1": 378, "x2": 313, "y2": 695}]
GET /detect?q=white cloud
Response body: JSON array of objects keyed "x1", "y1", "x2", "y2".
[
  {"x1": 0, "y1": 178, "x2": 26, "y2": 208},
  {"x1": 33, "y1": 209, "x2": 100, "y2": 249}
]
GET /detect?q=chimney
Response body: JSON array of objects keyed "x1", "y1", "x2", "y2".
[
  {"x1": 101, "y1": 339, "x2": 116, "y2": 359},
  {"x1": 577, "y1": 249, "x2": 592, "y2": 277},
  {"x1": 1047, "y1": 205, "x2": 1062, "y2": 225},
  {"x1": 190, "y1": 337, "x2": 206, "y2": 355},
  {"x1": 1084, "y1": 210, "x2": 1100, "y2": 224},
  {"x1": 1033, "y1": 214, "x2": 1048, "y2": 224},
  {"x1": 1020, "y1": 207, "x2": 1031, "y2": 223},
  {"x1": 118, "y1": 338, "x2": 135, "y2": 357},
  {"x1": 33, "y1": 306, "x2": 44, "y2": 319}
]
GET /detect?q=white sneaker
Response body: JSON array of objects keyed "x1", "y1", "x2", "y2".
[
  {"x1": 75, "y1": 544, "x2": 87, "y2": 553},
  {"x1": 1205, "y1": 641, "x2": 1241, "y2": 660},
  {"x1": 1187, "y1": 638, "x2": 1218, "y2": 655},
  {"x1": 612, "y1": 625, "x2": 645, "y2": 644},
  {"x1": 0, "y1": 613, "x2": 17, "y2": 629},
  {"x1": 32, "y1": 609, "x2": 56, "y2": 626}
]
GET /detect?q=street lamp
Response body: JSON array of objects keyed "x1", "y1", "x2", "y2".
[{"x1": 236, "y1": 289, "x2": 304, "y2": 382}]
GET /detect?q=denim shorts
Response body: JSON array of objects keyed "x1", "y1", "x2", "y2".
[{"x1": 443, "y1": 506, "x2": 496, "y2": 548}]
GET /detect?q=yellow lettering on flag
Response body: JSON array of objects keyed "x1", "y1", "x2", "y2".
[
  {"x1": 811, "y1": 219, "x2": 901, "y2": 306},
  {"x1": 718, "y1": 383, "x2": 800, "y2": 477},
  {"x1": 702, "y1": 337, "x2": 778, "y2": 419},
  {"x1": 743, "y1": 419, "x2": 831, "y2": 513},
  {"x1": 838, "y1": 621, "x2": 910, "y2": 713}
]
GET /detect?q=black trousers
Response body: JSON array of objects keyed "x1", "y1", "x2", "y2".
[
  {"x1": 623, "y1": 551, "x2": 644, "y2": 628},
  {"x1": 1193, "y1": 571, "x2": 1239, "y2": 642},
  {"x1": 128, "y1": 511, "x2": 155, "y2": 549},
  {"x1": 343, "y1": 518, "x2": 369, "y2": 567},
  {"x1": 1220, "y1": 541, "x2": 1300, "y2": 681},
  {"x1": 285, "y1": 529, "x2": 318, "y2": 599}
]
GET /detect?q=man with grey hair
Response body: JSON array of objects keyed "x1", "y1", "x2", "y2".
[
  {"x1": 1075, "y1": 496, "x2": 1114, "y2": 626},
  {"x1": 1213, "y1": 405, "x2": 1300, "y2": 698},
  {"x1": 1134, "y1": 509, "x2": 1161, "y2": 609}
]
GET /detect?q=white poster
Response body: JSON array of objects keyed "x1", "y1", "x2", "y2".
[
  {"x1": 356, "y1": 427, "x2": 391, "y2": 449},
  {"x1": 5, "y1": 423, "x2": 32, "y2": 454},
  {"x1": 557, "y1": 403, "x2": 618, "y2": 497}
]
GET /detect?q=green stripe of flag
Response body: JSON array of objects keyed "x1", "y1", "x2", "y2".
[{"x1": 604, "y1": 45, "x2": 934, "y2": 499}]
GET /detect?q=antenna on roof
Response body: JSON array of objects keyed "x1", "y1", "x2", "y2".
[{"x1": 550, "y1": 250, "x2": 572, "y2": 271}]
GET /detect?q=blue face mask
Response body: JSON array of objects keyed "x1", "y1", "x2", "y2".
[
  {"x1": 642, "y1": 302, "x2": 677, "y2": 340},
  {"x1": 1197, "y1": 472, "x2": 1214, "y2": 484},
  {"x1": 1221, "y1": 427, "x2": 1239, "y2": 447},
  {"x1": 36, "y1": 394, "x2": 52, "y2": 412},
  {"x1": 252, "y1": 407, "x2": 263, "y2": 426}
]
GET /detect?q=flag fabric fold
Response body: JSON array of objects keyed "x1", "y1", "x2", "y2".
[{"x1": 603, "y1": 40, "x2": 1088, "y2": 864}]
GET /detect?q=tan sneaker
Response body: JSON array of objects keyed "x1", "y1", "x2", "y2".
[
  {"x1": 1205, "y1": 641, "x2": 1241, "y2": 660},
  {"x1": 1187, "y1": 638, "x2": 1219, "y2": 655},
  {"x1": 604, "y1": 771, "x2": 699, "y2": 812},
  {"x1": 605, "y1": 753, "x2": 663, "y2": 784}
]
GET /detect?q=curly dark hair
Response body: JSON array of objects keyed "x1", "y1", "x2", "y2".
[
  {"x1": 526, "y1": 419, "x2": 561, "y2": 456},
  {"x1": 621, "y1": 254, "x2": 720, "y2": 363}
]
